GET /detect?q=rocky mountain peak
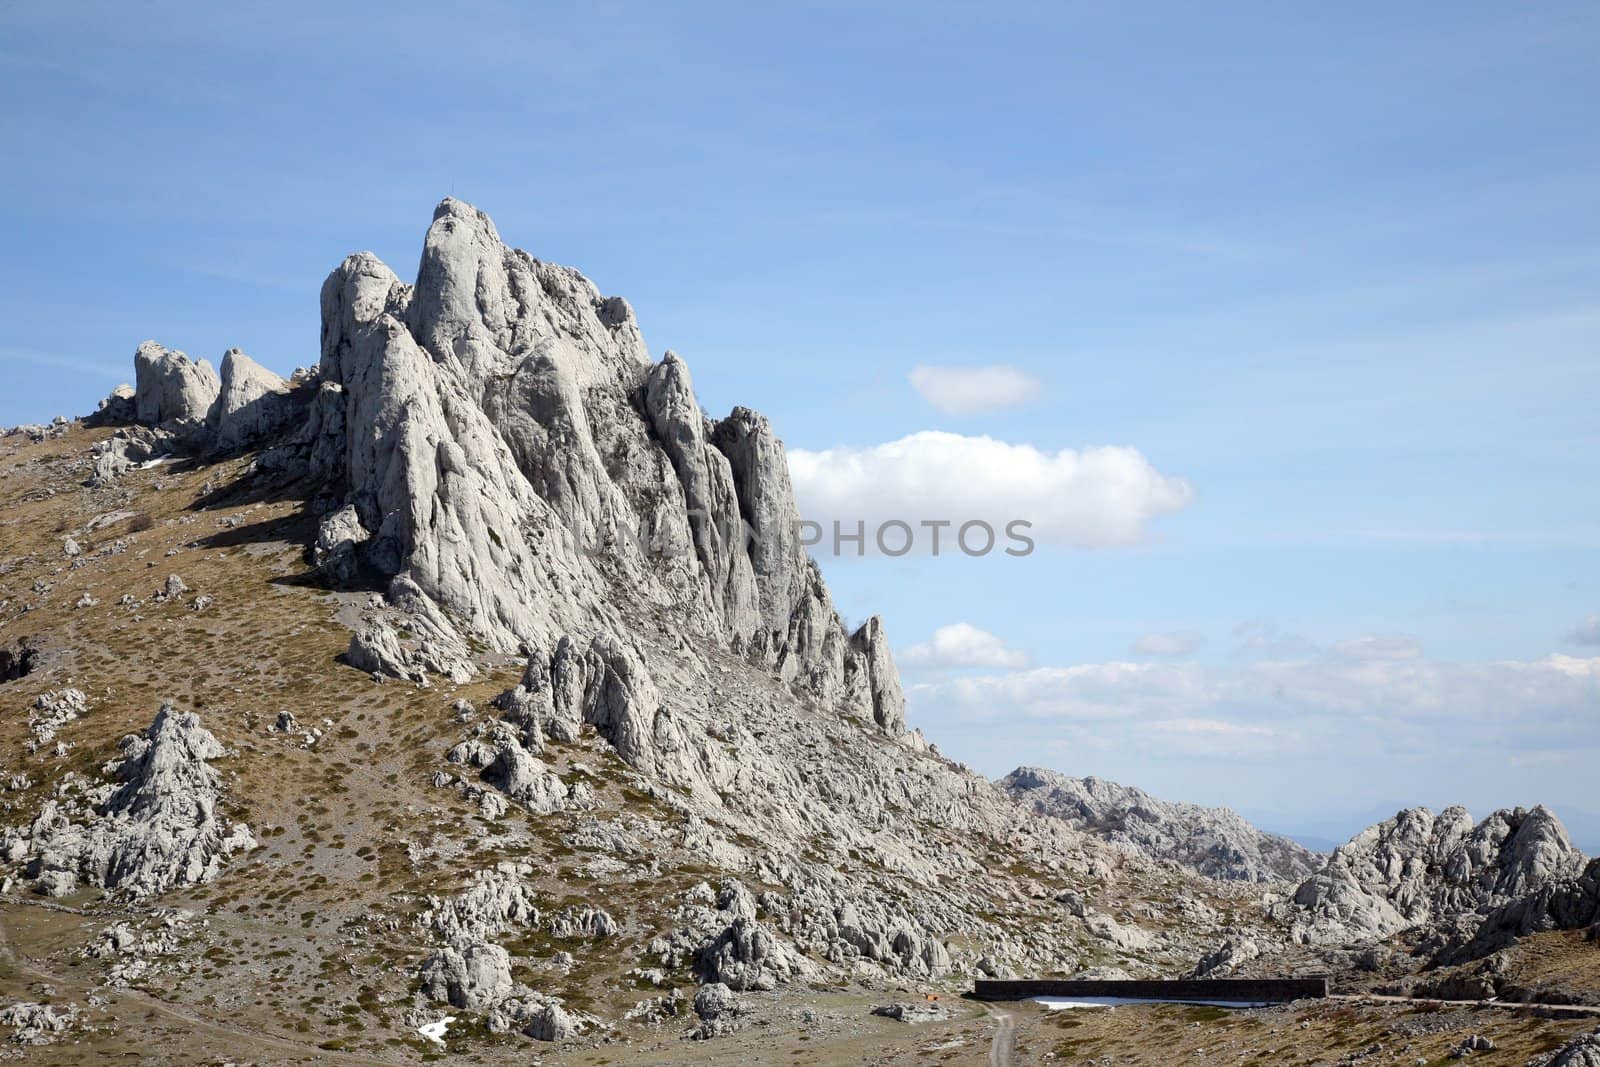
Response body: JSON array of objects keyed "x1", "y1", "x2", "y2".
[
  {"x1": 1289, "y1": 804, "x2": 1588, "y2": 945},
  {"x1": 6, "y1": 193, "x2": 1598, "y2": 1060},
  {"x1": 107, "y1": 198, "x2": 908, "y2": 743}
]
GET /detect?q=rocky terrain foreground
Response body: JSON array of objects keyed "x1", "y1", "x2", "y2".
[{"x1": 0, "y1": 198, "x2": 1596, "y2": 1063}]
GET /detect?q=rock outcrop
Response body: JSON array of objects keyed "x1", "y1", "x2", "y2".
[
  {"x1": 6, "y1": 702, "x2": 255, "y2": 898},
  {"x1": 299, "y1": 198, "x2": 905, "y2": 737},
  {"x1": 1183, "y1": 936, "x2": 1260, "y2": 979},
  {"x1": 1542, "y1": 1029, "x2": 1600, "y2": 1067},
  {"x1": 999, "y1": 766, "x2": 1322, "y2": 883},
  {"x1": 0, "y1": 1001, "x2": 78, "y2": 1046},
  {"x1": 419, "y1": 941, "x2": 516, "y2": 1010},
  {"x1": 415, "y1": 866, "x2": 599, "y2": 1042},
  {"x1": 133, "y1": 341, "x2": 219, "y2": 429},
  {"x1": 1289, "y1": 805, "x2": 1587, "y2": 946},
  {"x1": 206, "y1": 348, "x2": 295, "y2": 450},
  {"x1": 90, "y1": 197, "x2": 906, "y2": 745}
]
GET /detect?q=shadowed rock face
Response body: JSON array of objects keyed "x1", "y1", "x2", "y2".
[
  {"x1": 0, "y1": 641, "x2": 38, "y2": 682},
  {"x1": 1289, "y1": 804, "x2": 1588, "y2": 946},
  {"x1": 206, "y1": 348, "x2": 293, "y2": 451},
  {"x1": 999, "y1": 765, "x2": 1323, "y2": 883}
]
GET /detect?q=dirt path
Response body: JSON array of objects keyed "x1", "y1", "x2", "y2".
[{"x1": 984, "y1": 1003, "x2": 1015, "y2": 1067}]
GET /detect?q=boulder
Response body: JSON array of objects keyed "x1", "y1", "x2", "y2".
[
  {"x1": 133, "y1": 341, "x2": 218, "y2": 428},
  {"x1": 419, "y1": 941, "x2": 514, "y2": 1010},
  {"x1": 207, "y1": 348, "x2": 294, "y2": 450}
]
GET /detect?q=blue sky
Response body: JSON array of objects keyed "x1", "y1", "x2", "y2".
[{"x1": 3, "y1": 2, "x2": 1598, "y2": 847}]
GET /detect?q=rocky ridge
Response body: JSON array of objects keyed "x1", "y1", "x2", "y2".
[
  {"x1": 0, "y1": 196, "x2": 1595, "y2": 1059},
  {"x1": 1287, "y1": 804, "x2": 1600, "y2": 961},
  {"x1": 1000, "y1": 765, "x2": 1323, "y2": 883},
  {"x1": 14, "y1": 198, "x2": 1265, "y2": 1047}
]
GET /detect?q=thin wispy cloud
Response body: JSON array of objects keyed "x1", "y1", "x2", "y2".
[
  {"x1": 1231, "y1": 621, "x2": 1318, "y2": 659},
  {"x1": 908, "y1": 364, "x2": 1041, "y2": 416},
  {"x1": 0, "y1": 345, "x2": 124, "y2": 380},
  {"x1": 1568, "y1": 614, "x2": 1600, "y2": 646},
  {"x1": 1132, "y1": 630, "x2": 1206, "y2": 657},
  {"x1": 909, "y1": 644, "x2": 1600, "y2": 761}
]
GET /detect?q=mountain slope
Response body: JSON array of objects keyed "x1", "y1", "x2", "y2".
[
  {"x1": 999, "y1": 765, "x2": 1323, "y2": 883},
  {"x1": 0, "y1": 200, "x2": 1272, "y2": 1059}
]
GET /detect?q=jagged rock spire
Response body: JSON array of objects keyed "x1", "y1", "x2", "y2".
[{"x1": 100, "y1": 197, "x2": 906, "y2": 743}]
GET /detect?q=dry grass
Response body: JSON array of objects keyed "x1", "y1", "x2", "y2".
[
  {"x1": 2, "y1": 427, "x2": 1593, "y2": 1065},
  {"x1": 1016, "y1": 997, "x2": 1595, "y2": 1066}
]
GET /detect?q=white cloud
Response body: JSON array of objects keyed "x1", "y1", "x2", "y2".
[
  {"x1": 1133, "y1": 630, "x2": 1206, "y2": 657},
  {"x1": 787, "y1": 431, "x2": 1191, "y2": 552},
  {"x1": 1145, "y1": 717, "x2": 1280, "y2": 756},
  {"x1": 908, "y1": 647, "x2": 1600, "y2": 759},
  {"x1": 1149, "y1": 718, "x2": 1274, "y2": 737},
  {"x1": 911, "y1": 661, "x2": 1198, "y2": 721},
  {"x1": 1330, "y1": 634, "x2": 1423, "y2": 661},
  {"x1": 899, "y1": 623, "x2": 1030, "y2": 670},
  {"x1": 908, "y1": 364, "x2": 1042, "y2": 415},
  {"x1": 1567, "y1": 614, "x2": 1600, "y2": 646}
]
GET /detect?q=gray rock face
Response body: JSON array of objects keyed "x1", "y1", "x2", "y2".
[
  {"x1": 644, "y1": 352, "x2": 760, "y2": 639},
  {"x1": 522, "y1": 1001, "x2": 581, "y2": 1042},
  {"x1": 698, "y1": 915, "x2": 806, "y2": 991},
  {"x1": 480, "y1": 734, "x2": 570, "y2": 815},
  {"x1": 133, "y1": 341, "x2": 219, "y2": 428},
  {"x1": 690, "y1": 981, "x2": 742, "y2": 1039},
  {"x1": 85, "y1": 426, "x2": 161, "y2": 486},
  {"x1": 846, "y1": 616, "x2": 905, "y2": 734},
  {"x1": 312, "y1": 505, "x2": 368, "y2": 584},
  {"x1": 344, "y1": 604, "x2": 473, "y2": 687},
  {"x1": 207, "y1": 348, "x2": 294, "y2": 450},
  {"x1": 0, "y1": 1001, "x2": 77, "y2": 1045},
  {"x1": 423, "y1": 867, "x2": 541, "y2": 943},
  {"x1": 13, "y1": 703, "x2": 254, "y2": 898},
  {"x1": 1183, "y1": 936, "x2": 1260, "y2": 979},
  {"x1": 90, "y1": 383, "x2": 137, "y2": 425},
  {"x1": 548, "y1": 904, "x2": 617, "y2": 940},
  {"x1": 305, "y1": 198, "x2": 901, "y2": 735},
  {"x1": 1289, "y1": 805, "x2": 1586, "y2": 945},
  {"x1": 419, "y1": 941, "x2": 515, "y2": 1010},
  {"x1": 27, "y1": 688, "x2": 85, "y2": 753},
  {"x1": 345, "y1": 615, "x2": 415, "y2": 681},
  {"x1": 415, "y1": 866, "x2": 598, "y2": 1040},
  {"x1": 1438, "y1": 855, "x2": 1600, "y2": 963},
  {"x1": 693, "y1": 982, "x2": 736, "y2": 1020},
  {"x1": 999, "y1": 766, "x2": 1321, "y2": 883}
]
